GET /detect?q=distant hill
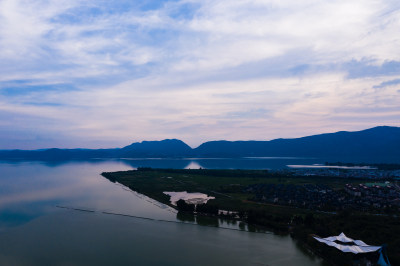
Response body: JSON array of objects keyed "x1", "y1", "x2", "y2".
[
  {"x1": 0, "y1": 126, "x2": 399, "y2": 162},
  {"x1": 0, "y1": 148, "x2": 119, "y2": 160},
  {"x1": 193, "y1": 126, "x2": 400, "y2": 159},
  {"x1": 120, "y1": 139, "x2": 192, "y2": 158}
]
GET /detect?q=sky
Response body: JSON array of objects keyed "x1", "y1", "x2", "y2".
[{"x1": 0, "y1": 0, "x2": 399, "y2": 149}]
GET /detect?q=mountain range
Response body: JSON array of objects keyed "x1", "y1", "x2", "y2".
[{"x1": 0, "y1": 126, "x2": 399, "y2": 162}]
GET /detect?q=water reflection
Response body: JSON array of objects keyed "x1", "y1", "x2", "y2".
[
  {"x1": 1, "y1": 156, "x2": 321, "y2": 170},
  {"x1": 0, "y1": 206, "x2": 43, "y2": 231},
  {"x1": 0, "y1": 160, "x2": 176, "y2": 230},
  {"x1": 196, "y1": 215, "x2": 219, "y2": 227},
  {"x1": 0, "y1": 160, "x2": 323, "y2": 265},
  {"x1": 176, "y1": 212, "x2": 195, "y2": 223},
  {"x1": 1, "y1": 155, "x2": 396, "y2": 171},
  {"x1": 122, "y1": 157, "x2": 319, "y2": 170},
  {"x1": 175, "y1": 212, "x2": 267, "y2": 233},
  {"x1": 184, "y1": 161, "x2": 202, "y2": 169}
]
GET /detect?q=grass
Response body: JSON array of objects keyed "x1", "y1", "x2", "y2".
[{"x1": 101, "y1": 168, "x2": 364, "y2": 216}]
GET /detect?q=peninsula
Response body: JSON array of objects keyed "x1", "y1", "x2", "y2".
[{"x1": 102, "y1": 168, "x2": 400, "y2": 265}]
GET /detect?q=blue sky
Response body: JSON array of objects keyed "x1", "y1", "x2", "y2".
[{"x1": 0, "y1": 0, "x2": 399, "y2": 149}]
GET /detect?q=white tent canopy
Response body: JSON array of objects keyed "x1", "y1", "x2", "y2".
[{"x1": 313, "y1": 232, "x2": 381, "y2": 254}]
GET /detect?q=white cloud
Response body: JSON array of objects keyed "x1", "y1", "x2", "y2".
[{"x1": 0, "y1": 0, "x2": 399, "y2": 148}]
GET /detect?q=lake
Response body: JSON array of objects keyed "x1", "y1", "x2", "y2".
[{"x1": 0, "y1": 159, "x2": 323, "y2": 265}]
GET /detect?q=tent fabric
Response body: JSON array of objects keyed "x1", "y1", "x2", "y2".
[
  {"x1": 324, "y1": 232, "x2": 355, "y2": 243},
  {"x1": 313, "y1": 232, "x2": 382, "y2": 254},
  {"x1": 377, "y1": 249, "x2": 391, "y2": 266},
  {"x1": 323, "y1": 232, "x2": 368, "y2": 245}
]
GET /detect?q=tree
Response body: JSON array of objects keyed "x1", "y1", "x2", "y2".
[
  {"x1": 196, "y1": 203, "x2": 218, "y2": 215},
  {"x1": 304, "y1": 213, "x2": 315, "y2": 227},
  {"x1": 176, "y1": 199, "x2": 194, "y2": 213}
]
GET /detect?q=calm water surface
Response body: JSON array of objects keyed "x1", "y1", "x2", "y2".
[{"x1": 0, "y1": 160, "x2": 323, "y2": 265}]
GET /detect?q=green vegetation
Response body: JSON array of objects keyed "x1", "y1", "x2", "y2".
[
  {"x1": 176, "y1": 199, "x2": 195, "y2": 212},
  {"x1": 102, "y1": 168, "x2": 400, "y2": 265}
]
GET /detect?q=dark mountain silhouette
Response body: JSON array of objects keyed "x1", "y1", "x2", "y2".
[
  {"x1": 193, "y1": 126, "x2": 400, "y2": 161},
  {"x1": 0, "y1": 126, "x2": 398, "y2": 162},
  {"x1": 0, "y1": 148, "x2": 119, "y2": 160},
  {"x1": 120, "y1": 139, "x2": 192, "y2": 158}
]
